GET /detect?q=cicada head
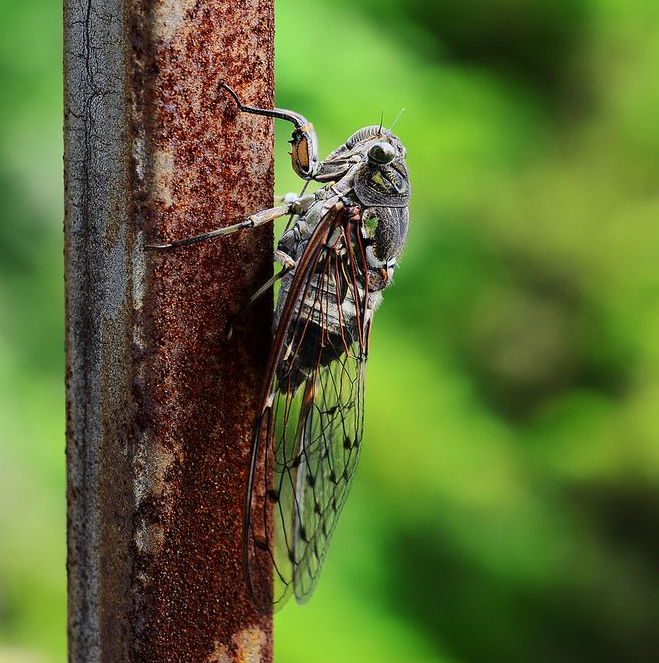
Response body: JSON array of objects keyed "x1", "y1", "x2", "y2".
[
  {"x1": 352, "y1": 128, "x2": 410, "y2": 209},
  {"x1": 317, "y1": 126, "x2": 410, "y2": 208}
]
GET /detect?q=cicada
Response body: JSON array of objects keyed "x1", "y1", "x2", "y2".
[{"x1": 148, "y1": 84, "x2": 410, "y2": 612}]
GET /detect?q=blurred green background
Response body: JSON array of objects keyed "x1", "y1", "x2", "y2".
[{"x1": 1, "y1": 0, "x2": 658, "y2": 661}]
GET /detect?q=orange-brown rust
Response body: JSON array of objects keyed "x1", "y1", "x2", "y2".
[{"x1": 131, "y1": 0, "x2": 275, "y2": 661}]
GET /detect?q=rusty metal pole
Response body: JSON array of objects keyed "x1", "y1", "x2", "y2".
[{"x1": 64, "y1": 0, "x2": 274, "y2": 661}]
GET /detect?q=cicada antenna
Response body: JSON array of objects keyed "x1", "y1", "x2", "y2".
[
  {"x1": 389, "y1": 107, "x2": 406, "y2": 132},
  {"x1": 378, "y1": 109, "x2": 384, "y2": 135}
]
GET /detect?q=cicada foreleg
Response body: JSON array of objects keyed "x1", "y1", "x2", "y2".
[
  {"x1": 145, "y1": 194, "x2": 317, "y2": 249},
  {"x1": 226, "y1": 255, "x2": 296, "y2": 340},
  {"x1": 227, "y1": 249, "x2": 297, "y2": 335},
  {"x1": 219, "y1": 83, "x2": 320, "y2": 181},
  {"x1": 145, "y1": 205, "x2": 290, "y2": 250}
]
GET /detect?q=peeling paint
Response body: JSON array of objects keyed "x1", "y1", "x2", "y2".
[
  {"x1": 134, "y1": 134, "x2": 147, "y2": 182},
  {"x1": 131, "y1": 236, "x2": 147, "y2": 351},
  {"x1": 134, "y1": 439, "x2": 177, "y2": 507},
  {"x1": 135, "y1": 520, "x2": 166, "y2": 555},
  {"x1": 205, "y1": 642, "x2": 232, "y2": 663},
  {"x1": 152, "y1": 0, "x2": 197, "y2": 42},
  {"x1": 234, "y1": 627, "x2": 268, "y2": 663},
  {"x1": 152, "y1": 150, "x2": 175, "y2": 207}
]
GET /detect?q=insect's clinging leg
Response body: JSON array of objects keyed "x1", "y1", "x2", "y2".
[
  {"x1": 226, "y1": 263, "x2": 295, "y2": 340},
  {"x1": 146, "y1": 205, "x2": 292, "y2": 250},
  {"x1": 274, "y1": 250, "x2": 297, "y2": 270},
  {"x1": 219, "y1": 82, "x2": 320, "y2": 180}
]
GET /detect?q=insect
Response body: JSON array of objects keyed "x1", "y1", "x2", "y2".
[{"x1": 148, "y1": 83, "x2": 410, "y2": 612}]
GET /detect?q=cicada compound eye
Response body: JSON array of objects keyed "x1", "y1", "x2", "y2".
[{"x1": 368, "y1": 141, "x2": 397, "y2": 165}]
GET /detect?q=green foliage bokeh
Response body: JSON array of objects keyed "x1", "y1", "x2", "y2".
[{"x1": 0, "y1": 0, "x2": 658, "y2": 661}]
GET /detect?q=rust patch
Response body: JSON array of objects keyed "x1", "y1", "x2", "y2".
[
  {"x1": 130, "y1": 0, "x2": 275, "y2": 661},
  {"x1": 66, "y1": 0, "x2": 275, "y2": 658}
]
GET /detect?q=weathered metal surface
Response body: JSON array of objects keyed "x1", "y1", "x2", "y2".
[{"x1": 64, "y1": 0, "x2": 274, "y2": 660}]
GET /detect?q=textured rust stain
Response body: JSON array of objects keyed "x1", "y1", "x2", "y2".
[{"x1": 130, "y1": 0, "x2": 275, "y2": 661}]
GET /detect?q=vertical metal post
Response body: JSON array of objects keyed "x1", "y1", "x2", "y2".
[{"x1": 64, "y1": 0, "x2": 274, "y2": 661}]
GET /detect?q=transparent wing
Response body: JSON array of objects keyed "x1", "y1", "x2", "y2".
[{"x1": 243, "y1": 204, "x2": 372, "y2": 612}]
